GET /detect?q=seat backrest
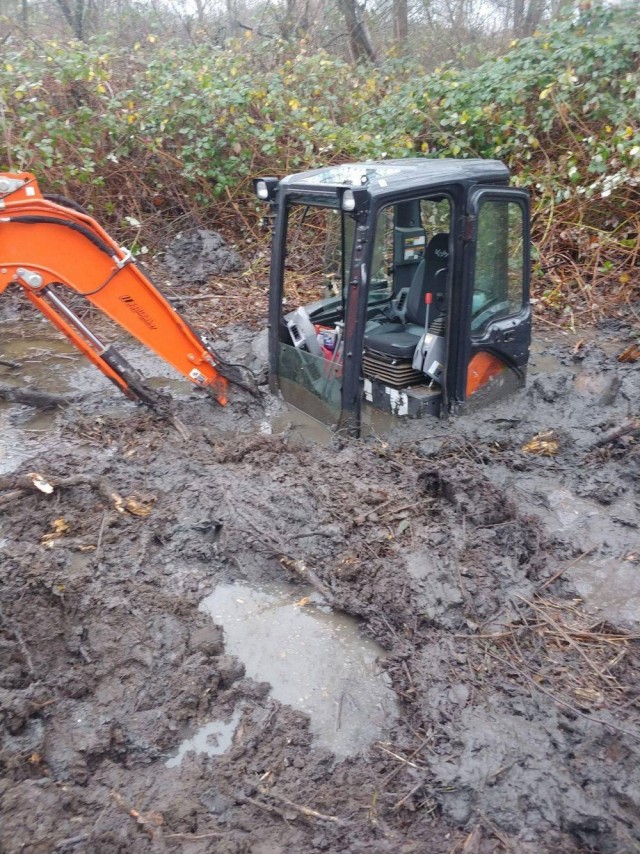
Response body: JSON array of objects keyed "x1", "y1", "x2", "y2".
[{"x1": 405, "y1": 232, "x2": 450, "y2": 327}]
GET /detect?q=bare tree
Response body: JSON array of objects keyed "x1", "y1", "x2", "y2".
[
  {"x1": 55, "y1": 0, "x2": 92, "y2": 39},
  {"x1": 393, "y1": 0, "x2": 408, "y2": 52},
  {"x1": 337, "y1": 0, "x2": 376, "y2": 61}
]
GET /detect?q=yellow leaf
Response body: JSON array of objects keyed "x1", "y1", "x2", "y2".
[
  {"x1": 522, "y1": 431, "x2": 559, "y2": 457},
  {"x1": 42, "y1": 517, "x2": 70, "y2": 543},
  {"x1": 133, "y1": 42, "x2": 141, "y2": 50},
  {"x1": 605, "y1": 125, "x2": 612, "y2": 133},
  {"x1": 127, "y1": 114, "x2": 136, "y2": 124},
  {"x1": 5, "y1": 63, "x2": 13, "y2": 72},
  {"x1": 125, "y1": 495, "x2": 156, "y2": 517},
  {"x1": 147, "y1": 34, "x2": 156, "y2": 43},
  {"x1": 96, "y1": 83, "x2": 106, "y2": 94},
  {"x1": 539, "y1": 86, "x2": 553, "y2": 100},
  {"x1": 289, "y1": 98, "x2": 300, "y2": 110}
]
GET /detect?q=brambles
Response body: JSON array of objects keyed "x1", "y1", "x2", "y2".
[{"x1": 0, "y1": 3, "x2": 638, "y2": 320}]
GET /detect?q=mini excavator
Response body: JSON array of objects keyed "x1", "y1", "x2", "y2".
[
  {"x1": 0, "y1": 171, "x2": 251, "y2": 408},
  {"x1": 1, "y1": 160, "x2": 531, "y2": 436}
]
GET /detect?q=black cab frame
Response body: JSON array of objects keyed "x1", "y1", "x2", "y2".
[{"x1": 255, "y1": 159, "x2": 531, "y2": 436}]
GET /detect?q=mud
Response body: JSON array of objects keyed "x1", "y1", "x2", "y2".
[
  {"x1": 1, "y1": 314, "x2": 640, "y2": 853},
  {"x1": 162, "y1": 230, "x2": 243, "y2": 285}
]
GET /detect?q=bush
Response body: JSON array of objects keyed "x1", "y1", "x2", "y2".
[{"x1": 1, "y1": 3, "x2": 638, "y2": 319}]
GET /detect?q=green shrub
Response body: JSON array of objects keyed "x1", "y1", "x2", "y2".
[{"x1": 1, "y1": 3, "x2": 638, "y2": 318}]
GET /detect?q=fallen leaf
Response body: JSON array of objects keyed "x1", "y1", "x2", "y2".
[
  {"x1": 294, "y1": 596, "x2": 311, "y2": 608},
  {"x1": 617, "y1": 343, "x2": 640, "y2": 363},
  {"x1": 574, "y1": 686, "x2": 603, "y2": 704},
  {"x1": 124, "y1": 496, "x2": 155, "y2": 517},
  {"x1": 29, "y1": 473, "x2": 53, "y2": 494},
  {"x1": 522, "y1": 431, "x2": 559, "y2": 457},
  {"x1": 111, "y1": 492, "x2": 126, "y2": 513},
  {"x1": 42, "y1": 518, "x2": 70, "y2": 543}
]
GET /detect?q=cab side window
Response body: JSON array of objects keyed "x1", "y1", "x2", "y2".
[{"x1": 472, "y1": 200, "x2": 525, "y2": 334}]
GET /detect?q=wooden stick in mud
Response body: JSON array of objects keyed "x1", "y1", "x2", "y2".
[
  {"x1": 255, "y1": 787, "x2": 345, "y2": 825},
  {"x1": 593, "y1": 418, "x2": 640, "y2": 448},
  {"x1": 0, "y1": 383, "x2": 73, "y2": 409},
  {"x1": 0, "y1": 473, "x2": 114, "y2": 508}
]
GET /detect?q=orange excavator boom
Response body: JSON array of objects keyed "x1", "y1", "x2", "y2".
[{"x1": 0, "y1": 172, "x2": 250, "y2": 406}]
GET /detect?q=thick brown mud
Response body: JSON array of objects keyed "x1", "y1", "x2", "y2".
[{"x1": 1, "y1": 314, "x2": 640, "y2": 853}]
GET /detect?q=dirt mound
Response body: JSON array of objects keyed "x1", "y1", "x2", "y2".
[{"x1": 163, "y1": 229, "x2": 243, "y2": 284}]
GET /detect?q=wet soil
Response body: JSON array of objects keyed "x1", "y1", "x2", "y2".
[{"x1": 1, "y1": 309, "x2": 640, "y2": 853}]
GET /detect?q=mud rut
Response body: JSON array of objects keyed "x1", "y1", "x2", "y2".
[{"x1": 1, "y1": 320, "x2": 640, "y2": 854}]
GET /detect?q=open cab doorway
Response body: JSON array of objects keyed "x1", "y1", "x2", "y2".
[{"x1": 255, "y1": 160, "x2": 531, "y2": 437}]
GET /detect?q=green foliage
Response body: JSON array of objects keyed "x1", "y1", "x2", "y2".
[{"x1": 0, "y1": 3, "x2": 638, "y2": 315}]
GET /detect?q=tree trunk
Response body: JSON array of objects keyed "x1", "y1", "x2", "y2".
[
  {"x1": 393, "y1": 0, "x2": 408, "y2": 54},
  {"x1": 337, "y1": 0, "x2": 376, "y2": 62},
  {"x1": 55, "y1": 0, "x2": 87, "y2": 40}
]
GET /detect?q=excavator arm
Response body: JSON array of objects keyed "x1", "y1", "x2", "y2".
[{"x1": 0, "y1": 172, "x2": 250, "y2": 407}]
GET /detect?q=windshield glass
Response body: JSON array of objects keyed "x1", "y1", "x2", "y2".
[{"x1": 283, "y1": 204, "x2": 353, "y2": 309}]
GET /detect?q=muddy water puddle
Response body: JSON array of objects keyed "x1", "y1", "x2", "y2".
[
  {"x1": 199, "y1": 582, "x2": 398, "y2": 758},
  {"x1": 0, "y1": 320, "x2": 194, "y2": 473},
  {"x1": 166, "y1": 707, "x2": 243, "y2": 768}
]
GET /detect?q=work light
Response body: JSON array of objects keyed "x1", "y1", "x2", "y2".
[
  {"x1": 341, "y1": 189, "x2": 356, "y2": 212},
  {"x1": 253, "y1": 177, "x2": 279, "y2": 202}
]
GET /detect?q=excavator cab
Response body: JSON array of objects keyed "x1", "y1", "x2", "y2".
[{"x1": 255, "y1": 159, "x2": 531, "y2": 436}]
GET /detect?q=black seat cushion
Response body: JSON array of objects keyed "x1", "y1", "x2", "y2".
[
  {"x1": 364, "y1": 324, "x2": 422, "y2": 359},
  {"x1": 364, "y1": 232, "x2": 449, "y2": 360}
]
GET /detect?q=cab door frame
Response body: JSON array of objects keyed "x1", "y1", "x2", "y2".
[{"x1": 453, "y1": 186, "x2": 531, "y2": 408}]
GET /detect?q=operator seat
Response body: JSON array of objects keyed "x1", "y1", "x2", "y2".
[{"x1": 364, "y1": 232, "x2": 449, "y2": 360}]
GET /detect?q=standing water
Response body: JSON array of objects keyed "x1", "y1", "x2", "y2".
[{"x1": 200, "y1": 581, "x2": 399, "y2": 758}]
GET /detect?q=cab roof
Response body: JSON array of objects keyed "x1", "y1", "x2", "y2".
[{"x1": 279, "y1": 158, "x2": 510, "y2": 197}]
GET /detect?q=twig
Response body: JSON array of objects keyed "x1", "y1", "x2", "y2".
[
  {"x1": 256, "y1": 787, "x2": 345, "y2": 824},
  {"x1": 477, "y1": 811, "x2": 515, "y2": 851},
  {"x1": 593, "y1": 418, "x2": 640, "y2": 448},
  {"x1": 393, "y1": 779, "x2": 425, "y2": 811},
  {"x1": 0, "y1": 473, "x2": 113, "y2": 508},
  {"x1": 539, "y1": 547, "x2": 597, "y2": 589},
  {"x1": 517, "y1": 595, "x2": 613, "y2": 684},
  {"x1": 375, "y1": 743, "x2": 422, "y2": 769},
  {"x1": 379, "y1": 736, "x2": 432, "y2": 789},
  {"x1": 163, "y1": 831, "x2": 226, "y2": 839},
  {"x1": 170, "y1": 414, "x2": 191, "y2": 441},
  {"x1": 486, "y1": 650, "x2": 640, "y2": 742}
]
